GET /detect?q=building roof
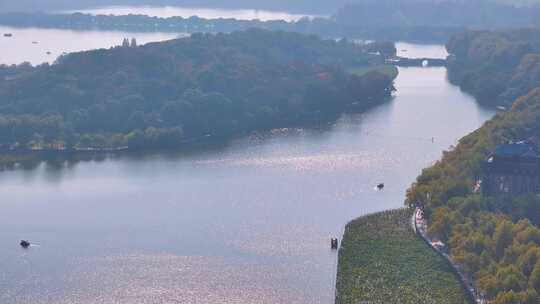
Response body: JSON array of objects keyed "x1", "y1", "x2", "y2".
[{"x1": 494, "y1": 142, "x2": 539, "y2": 159}]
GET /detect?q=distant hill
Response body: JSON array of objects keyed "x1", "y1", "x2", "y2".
[
  {"x1": 2, "y1": 0, "x2": 539, "y2": 15},
  {"x1": 335, "y1": 0, "x2": 540, "y2": 29},
  {"x1": 446, "y1": 29, "x2": 540, "y2": 105},
  {"x1": 2, "y1": 0, "x2": 539, "y2": 43},
  {"x1": 496, "y1": 0, "x2": 540, "y2": 7}
]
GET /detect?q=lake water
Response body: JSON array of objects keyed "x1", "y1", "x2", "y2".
[
  {"x1": 60, "y1": 6, "x2": 317, "y2": 22},
  {"x1": 0, "y1": 26, "x2": 182, "y2": 66},
  {"x1": 397, "y1": 41, "x2": 449, "y2": 59},
  {"x1": 0, "y1": 43, "x2": 494, "y2": 303}
]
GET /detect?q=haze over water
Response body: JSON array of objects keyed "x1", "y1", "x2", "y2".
[
  {"x1": 0, "y1": 26, "x2": 182, "y2": 65},
  {"x1": 0, "y1": 42, "x2": 495, "y2": 303},
  {"x1": 60, "y1": 5, "x2": 317, "y2": 22}
]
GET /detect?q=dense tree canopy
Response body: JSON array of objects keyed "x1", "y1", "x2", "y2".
[
  {"x1": 0, "y1": 29, "x2": 395, "y2": 151},
  {"x1": 336, "y1": 0, "x2": 540, "y2": 29},
  {"x1": 446, "y1": 29, "x2": 540, "y2": 105}
]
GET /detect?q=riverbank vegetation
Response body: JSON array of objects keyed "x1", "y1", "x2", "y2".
[
  {"x1": 406, "y1": 87, "x2": 540, "y2": 303},
  {"x1": 407, "y1": 30, "x2": 540, "y2": 303},
  {"x1": 446, "y1": 29, "x2": 540, "y2": 106},
  {"x1": 336, "y1": 209, "x2": 469, "y2": 304},
  {"x1": 0, "y1": 29, "x2": 395, "y2": 153},
  {"x1": 347, "y1": 65, "x2": 398, "y2": 79}
]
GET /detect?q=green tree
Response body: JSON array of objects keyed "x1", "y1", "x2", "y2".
[{"x1": 494, "y1": 221, "x2": 514, "y2": 260}]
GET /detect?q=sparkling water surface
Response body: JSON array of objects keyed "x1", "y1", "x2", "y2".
[{"x1": 0, "y1": 42, "x2": 494, "y2": 303}]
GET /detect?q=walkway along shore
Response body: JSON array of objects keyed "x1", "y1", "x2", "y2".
[{"x1": 412, "y1": 208, "x2": 486, "y2": 304}]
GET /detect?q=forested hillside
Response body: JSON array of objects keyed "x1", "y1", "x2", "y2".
[
  {"x1": 0, "y1": 29, "x2": 395, "y2": 151},
  {"x1": 446, "y1": 29, "x2": 540, "y2": 106},
  {"x1": 335, "y1": 0, "x2": 540, "y2": 29},
  {"x1": 406, "y1": 90, "x2": 540, "y2": 302}
]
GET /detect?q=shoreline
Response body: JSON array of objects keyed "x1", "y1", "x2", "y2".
[
  {"x1": 412, "y1": 208, "x2": 482, "y2": 304},
  {"x1": 0, "y1": 90, "x2": 395, "y2": 170}
]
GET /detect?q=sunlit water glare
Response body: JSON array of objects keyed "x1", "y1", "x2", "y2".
[{"x1": 0, "y1": 43, "x2": 494, "y2": 303}]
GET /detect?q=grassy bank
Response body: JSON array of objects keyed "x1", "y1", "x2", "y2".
[
  {"x1": 335, "y1": 208, "x2": 469, "y2": 304},
  {"x1": 348, "y1": 65, "x2": 399, "y2": 79}
]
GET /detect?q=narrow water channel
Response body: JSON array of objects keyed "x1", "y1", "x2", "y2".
[{"x1": 0, "y1": 43, "x2": 494, "y2": 304}]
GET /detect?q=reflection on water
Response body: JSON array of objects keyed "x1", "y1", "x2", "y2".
[
  {"x1": 0, "y1": 26, "x2": 182, "y2": 65},
  {"x1": 396, "y1": 41, "x2": 449, "y2": 59},
  {"x1": 0, "y1": 44, "x2": 495, "y2": 303},
  {"x1": 61, "y1": 5, "x2": 318, "y2": 22}
]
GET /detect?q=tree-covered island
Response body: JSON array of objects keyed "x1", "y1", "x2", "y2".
[
  {"x1": 447, "y1": 29, "x2": 540, "y2": 106},
  {"x1": 0, "y1": 29, "x2": 396, "y2": 156}
]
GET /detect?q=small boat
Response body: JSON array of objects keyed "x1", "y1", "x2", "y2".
[
  {"x1": 376, "y1": 183, "x2": 385, "y2": 190},
  {"x1": 3, "y1": 33, "x2": 13, "y2": 37},
  {"x1": 497, "y1": 106, "x2": 507, "y2": 111},
  {"x1": 20, "y1": 240, "x2": 30, "y2": 248},
  {"x1": 331, "y1": 238, "x2": 338, "y2": 250}
]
